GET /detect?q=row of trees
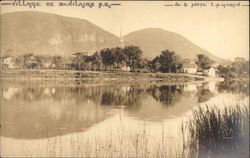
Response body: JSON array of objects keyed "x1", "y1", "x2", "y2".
[
  {"x1": 2, "y1": 45, "x2": 249, "y2": 77},
  {"x1": 3, "y1": 45, "x2": 186, "y2": 73},
  {"x1": 66, "y1": 46, "x2": 145, "y2": 71},
  {"x1": 217, "y1": 57, "x2": 249, "y2": 79}
]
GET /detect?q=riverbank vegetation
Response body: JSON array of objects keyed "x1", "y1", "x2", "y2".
[
  {"x1": 0, "y1": 69, "x2": 207, "y2": 82},
  {"x1": 217, "y1": 57, "x2": 249, "y2": 80},
  {"x1": 184, "y1": 105, "x2": 249, "y2": 158},
  {"x1": 2, "y1": 46, "x2": 248, "y2": 81},
  {"x1": 2, "y1": 46, "x2": 185, "y2": 73}
]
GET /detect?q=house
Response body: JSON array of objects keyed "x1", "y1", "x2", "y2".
[
  {"x1": 2, "y1": 56, "x2": 17, "y2": 69},
  {"x1": 204, "y1": 67, "x2": 216, "y2": 77},
  {"x1": 26, "y1": 56, "x2": 40, "y2": 69},
  {"x1": 182, "y1": 62, "x2": 197, "y2": 74},
  {"x1": 121, "y1": 66, "x2": 131, "y2": 72},
  {"x1": 212, "y1": 63, "x2": 219, "y2": 69},
  {"x1": 64, "y1": 59, "x2": 74, "y2": 70}
]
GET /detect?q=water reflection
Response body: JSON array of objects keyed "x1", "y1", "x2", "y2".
[
  {"x1": 147, "y1": 85, "x2": 183, "y2": 106},
  {"x1": 217, "y1": 80, "x2": 249, "y2": 95},
  {"x1": 1, "y1": 79, "x2": 248, "y2": 139}
]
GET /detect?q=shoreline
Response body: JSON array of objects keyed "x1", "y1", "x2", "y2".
[{"x1": 0, "y1": 69, "x2": 224, "y2": 83}]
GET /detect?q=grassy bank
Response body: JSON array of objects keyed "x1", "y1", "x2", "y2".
[
  {"x1": 184, "y1": 105, "x2": 249, "y2": 158},
  {"x1": 0, "y1": 69, "x2": 206, "y2": 82}
]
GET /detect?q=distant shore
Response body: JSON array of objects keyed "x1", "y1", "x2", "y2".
[{"x1": 0, "y1": 69, "x2": 224, "y2": 83}]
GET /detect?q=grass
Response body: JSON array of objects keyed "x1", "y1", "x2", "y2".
[
  {"x1": 184, "y1": 105, "x2": 249, "y2": 158},
  {"x1": 1, "y1": 69, "x2": 205, "y2": 82}
]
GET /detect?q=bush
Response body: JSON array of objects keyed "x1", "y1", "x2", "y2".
[{"x1": 185, "y1": 105, "x2": 249, "y2": 158}]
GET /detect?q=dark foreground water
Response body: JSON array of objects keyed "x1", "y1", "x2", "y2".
[{"x1": 0, "y1": 79, "x2": 249, "y2": 157}]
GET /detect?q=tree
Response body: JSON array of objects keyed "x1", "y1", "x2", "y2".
[
  {"x1": 217, "y1": 57, "x2": 249, "y2": 79},
  {"x1": 123, "y1": 45, "x2": 143, "y2": 71},
  {"x1": 231, "y1": 57, "x2": 249, "y2": 77},
  {"x1": 23, "y1": 53, "x2": 33, "y2": 68},
  {"x1": 21, "y1": 53, "x2": 43, "y2": 69},
  {"x1": 138, "y1": 58, "x2": 150, "y2": 72},
  {"x1": 232, "y1": 57, "x2": 246, "y2": 73},
  {"x1": 112, "y1": 47, "x2": 127, "y2": 69},
  {"x1": 34, "y1": 55, "x2": 46, "y2": 69},
  {"x1": 72, "y1": 52, "x2": 89, "y2": 70},
  {"x1": 150, "y1": 56, "x2": 161, "y2": 72},
  {"x1": 158, "y1": 50, "x2": 181, "y2": 73},
  {"x1": 100, "y1": 48, "x2": 115, "y2": 71},
  {"x1": 196, "y1": 54, "x2": 214, "y2": 71},
  {"x1": 217, "y1": 65, "x2": 229, "y2": 76},
  {"x1": 90, "y1": 52, "x2": 103, "y2": 71},
  {"x1": 51, "y1": 56, "x2": 64, "y2": 69}
]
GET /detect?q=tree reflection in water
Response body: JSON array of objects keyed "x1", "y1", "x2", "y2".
[
  {"x1": 196, "y1": 88, "x2": 214, "y2": 102},
  {"x1": 2, "y1": 79, "x2": 247, "y2": 139},
  {"x1": 3, "y1": 81, "x2": 227, "y2": 108},
  {"x1": 147, "y1": 85, "x2": 183, "y2": 106},
  {"x1": 217, "y1": 80, "x2": 249, "y2": 96},
  {"x1": 2, "y1": 80, "x2": 221, "y2": 108}
]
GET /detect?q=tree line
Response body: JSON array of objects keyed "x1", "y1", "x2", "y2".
[
  {"x1": 217, "y1": 57, "x2": 249, "y2": 79},
  {"x1": 2, "y1": 45, "x2": 185, "y2": 73},
  {"x1": 2, "y1": 45, "x2": 249, "y2": 78}
]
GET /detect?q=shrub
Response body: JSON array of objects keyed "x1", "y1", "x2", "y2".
[{"x1": 185, "y1": 105, "x2": 249, "y2": 158}]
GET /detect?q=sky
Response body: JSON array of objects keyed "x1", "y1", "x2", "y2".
[{"x1": 1, "y1": 1, "x2": 249, "y2": 60}]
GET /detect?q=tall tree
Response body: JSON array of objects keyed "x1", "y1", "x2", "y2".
[
  {"x1": 23, "y1": 53, "x2": 33, "y2": 68},
  {"x1": 90, "y1": 52, "x2": 103, "y2": 71},
  {"x1": 51, "y1": 56, "x2": 64, "y2": 69},
  {"x1": 113, "y1": 47, "x2": 127, "y2": 69},
  {"x1": 123, "y1": 45, "x2": 143, "y2": 71},
  {"x1": 196, "y1": 54, "x2": 214, "y2": 71},
  {"x1": 72, "y1": 52, "x2": 88, "y2": 70},
  {"x1": 150, "y1": 56, "x2": 161, "y2": 72},
  {"x1": 100, "y1": 48, "x2": 115, "y2": 70},
  {"x1": 34, "y1": 55, "x2": 46, "y2": 69},
  {"x1": 158, "y1": 50, "x2": 180, "y2": 73},
  {"x1": 231, "y1": 57, "x2": 249, "y2": 77}
]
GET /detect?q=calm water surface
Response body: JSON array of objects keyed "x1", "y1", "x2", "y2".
[{"x1": 0, "y1": 79, "x2": 249, "y2": 157}]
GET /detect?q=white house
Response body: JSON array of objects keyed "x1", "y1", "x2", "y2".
[
  {"x1": 121, "y1": 65, "x2": 131, "y2": 72},
  {"x1": 204, "y1": 67, "x2": 216, "y2": 77},
  {"x1": 183, "y1": 62, "x2": 197, "y2": 74},
  {"x1": 3, "y1": 56, "x2": 17, "y2": 69}
]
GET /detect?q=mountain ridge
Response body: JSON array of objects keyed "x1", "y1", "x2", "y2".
[
  {"x1": 1, "y1": 11, "x2": 120, "y2": 57},
  {"x1": 124, "y1": 28, "x2": 229, "y2": 64},
  {"x1": 1, "y1": 11, "x2": 229, "y2": 64}
]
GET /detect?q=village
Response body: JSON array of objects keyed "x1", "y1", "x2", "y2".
[
  {"x1": 1, "y1": 50, "x2": 222, "y2": 77},
  {"x1": 1, "y1": 20, "x2": 248, "y2": 81},
  {"x1": 1, "y1": 2, "x2": 249, "y2": 157},
  {"x1": 1, "y1": 48, "x2": 248, "y2": 80},
  {"x1": 1, "y1": 32, "x2": 225, "y2": 78}
]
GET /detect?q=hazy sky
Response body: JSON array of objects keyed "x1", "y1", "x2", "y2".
[{"x1": 1, "y1": 1, "x2": 249, "y2": 60}]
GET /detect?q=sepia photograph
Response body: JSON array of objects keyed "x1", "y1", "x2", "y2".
[{"x1": 0, "y1": 0, "x2": 249, "y2": 157}]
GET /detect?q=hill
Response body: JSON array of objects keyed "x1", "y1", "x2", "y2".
[
  {"x1": 124, "y1": 28, "x2": 229, "y2": 64},
  {"x1": 1, "y1": 12, "x2": 228, "y2": 64},
  {"x1": 1, "y1": 11, "x2": 120, "y2": 57}
]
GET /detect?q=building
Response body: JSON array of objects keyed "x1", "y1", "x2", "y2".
[
  {"x1": 204, "y1": 67, "x2": 216, "y2": 77},
  {"x1": 2, "y1": 56, "x2": 17, "y2": 69},
  {"x1": 121, "y1": 66, "x2": 131, "y2": 72},
  {"x1": 26, "y1": 56, "x2": 40, "y2": 69},
  {"x1": 120, "y1": 26, "x2": 124, "y2": 49},
  {"x1": 182, "y1": 62, "x2": 197, "y2": 74},
  {"x1": 119, "y1": 27, "x2": 131, "y2": 72}
]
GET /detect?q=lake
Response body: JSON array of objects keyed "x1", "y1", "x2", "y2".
[{"x1": 0, "y1": 79, "x2": 249, "y2": 157}]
